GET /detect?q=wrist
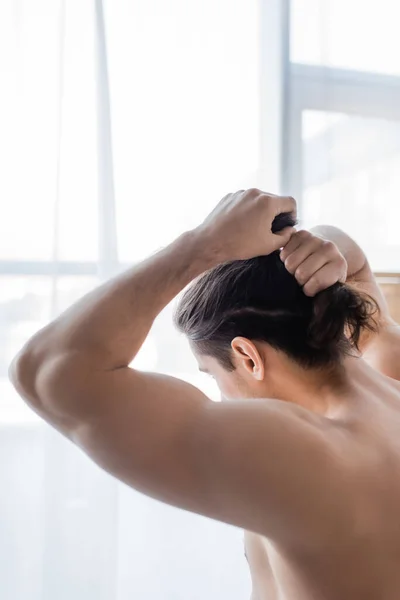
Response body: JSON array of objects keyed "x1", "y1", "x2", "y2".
[{"x1": 180, "y1": 226, "x2": 228, "y2": 274}]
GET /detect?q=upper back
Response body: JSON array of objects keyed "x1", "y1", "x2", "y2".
[{"x1": 246, "y1": 330, "x2": 400, "y2": 600}]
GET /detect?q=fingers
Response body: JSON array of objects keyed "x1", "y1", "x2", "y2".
[
  {"x1": 264, "y1": 194, "x2": 297, "y2": 222},
  {"x1": 303, "y1": 264, "x2": 346, "y2": 297},
  {"x1": 281, "y1": 231, "x2": 323, "y2": 273},
  {"x1": 280, "y1": 230, "x2": 311, "y2": 262},
  {"x1": 272, "y1": 226, "x2": 296, "y2": 250},
  {"x1": 280, "y1": 230, "x2": 347, "y2": 296},
  {"x1": 293, "y1": 252, "x2": 332, "y2": 286},
  {"x1": 276, "y1": 195, "x2": 297, "y2": 219},
  {"x1": 251, "y1": 191, "x2": 296, "y2": 217}
]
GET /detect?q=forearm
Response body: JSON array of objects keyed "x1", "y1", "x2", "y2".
[
  {"x1": 18, "y1": 229, "x2": 219, "y2": 372},
  {"x1": 10, "y1": 188, "x2": 296, "y2": 413}
]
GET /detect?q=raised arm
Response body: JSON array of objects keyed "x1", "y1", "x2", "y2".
[
  {"x1": 280, "y1": 225, "x2": 400, "y2": 379},
  {"x1": 309, "y1": 225, "x2": 392, "y2": 323},
  {"x1": 10, "y1": 190, "x2": 342, "y2": 541}
]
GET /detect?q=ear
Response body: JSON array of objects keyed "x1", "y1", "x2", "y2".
[{"x1": 231, "y1": 337, "x2": 265, "y2": 381}]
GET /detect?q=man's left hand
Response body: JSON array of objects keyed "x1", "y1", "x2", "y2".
[{"x1": 280, "y1": 230, "x2": 348, "y2": 296}]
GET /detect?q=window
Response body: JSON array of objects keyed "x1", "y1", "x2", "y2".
[
  {"x1": 104, "y1": 0, "x2": 260, "y2": 262},
  {"x1": 291, "y1": 0, "x2": 400, "y2": 76},
  {"x1": 286, "y1": 0, "x2": 400, "y2": 272},
  {"x1": 302, "y1": 111, "x2": 400, "y2": 271}
]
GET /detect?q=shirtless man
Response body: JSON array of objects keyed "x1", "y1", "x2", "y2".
[{"x1": 9, "y1": 189, "x2": 400, "y2": 600}]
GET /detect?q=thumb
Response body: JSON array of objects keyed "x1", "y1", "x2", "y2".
[{"x1": 272, "y1": 226, "x2": 295, "y2": 249}]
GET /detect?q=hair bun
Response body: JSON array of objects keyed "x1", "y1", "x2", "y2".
[{"x1": 308, "y1": 283, "x2": 377, "y2": 354}]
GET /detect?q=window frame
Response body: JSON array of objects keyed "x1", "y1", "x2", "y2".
[
  {"x1": 284, "y1": 63, "x2": 400, "y2": 210},
  {"x1": 4, "y1": 6, "x2": 400, "y2": 285}
]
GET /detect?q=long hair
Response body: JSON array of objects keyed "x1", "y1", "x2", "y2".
[{"x1": 175, "y1": 214, "x2": 378, "y2": 370}]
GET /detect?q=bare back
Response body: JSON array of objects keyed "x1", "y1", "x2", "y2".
[
  {"x1": 11, "y1": 208, "x2": 400, "y2": 600},
  {"x1": 245, "y1": 327, "x2": 400, "y2": 600}
]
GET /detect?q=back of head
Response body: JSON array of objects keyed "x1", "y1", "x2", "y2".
[{"x1": 175, "y1": 214, "x2": 378, "y2": 370}]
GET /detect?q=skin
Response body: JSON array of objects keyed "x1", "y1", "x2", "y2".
[
  {"x1": 9, "y1": 189, "x2": 400, "y2": 599},
  {"x1": 199, "y1": 226, "x2": 400, "y2": 599}
]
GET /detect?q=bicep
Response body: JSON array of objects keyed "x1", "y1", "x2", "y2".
[
  {"x1": 45, "y1": 364, "x2": 213, "y2": 512},
  {"x1": 40, "y1": 361, "x2": 343, "y2": 539}
]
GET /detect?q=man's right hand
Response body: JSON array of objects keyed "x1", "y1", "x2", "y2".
[{"x1": 198, "y1": 189, "x2": 296, "y2": 262}]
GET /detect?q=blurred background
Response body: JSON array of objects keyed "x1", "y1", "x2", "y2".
[{"x1": 1, "y1": 1, "x2": 400, "y2": 598}]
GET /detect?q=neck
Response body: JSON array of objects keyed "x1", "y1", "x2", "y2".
[{"x1": 267, "y1": 353, "x2": 354, "y2": 417}]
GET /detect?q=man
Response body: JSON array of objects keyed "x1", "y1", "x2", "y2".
[{"x1": 10, "y1": 189, "x2": 400, "y2": 600}]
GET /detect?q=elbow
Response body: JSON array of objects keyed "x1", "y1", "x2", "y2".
[
  {"x1": 10, "y1": 321, "x2": 96, "y2": 422},
  {"x1": 9, "y1": 328, "x2": 87, "y2": 430},
  {"x1": 10, "y1": 344, "x2": 89, "y2": 420},
  {"x1": 9, "y1": 327, "x2": 57, "y2": 408},
  {"x1": 9, "y1": 346, "x2": 42, "y2": 407}
]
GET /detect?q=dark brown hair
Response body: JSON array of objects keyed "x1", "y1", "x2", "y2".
[{"x1": 175, "y1": 213, "x2": 378, "y2": 370}]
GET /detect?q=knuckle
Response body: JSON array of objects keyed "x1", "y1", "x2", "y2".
[
  {"x1": 295, "y1": 265, "x2": 307, "y2": 283},
  {"x1": 280, "y1": 250, "x2": 287, "y2": 262},
  {"x1": 322, "y1": 239, "x2": 336, "y2": 253},
  {"x1": 284, "y1": 195, "x2": 296, "y2": 207},
  {"x1": 333, "y1": 252, "x2": 346, "y2": 267},
  {"x1": 284, "y1": 255, "x2": 297, "y2": 273},
  {"x1": 247, "y1": 188, "x2": 261, "y2": 198},
  {"x1": 255, "y1": 192, "x2": 275, "y2": 210},
  {"x1": 259, "y1": 192, "x2": 274, "y2": 204},
  {"x1": 340, "y1": 257, "x2": 348, "y2": 273},
  {"x1": 304, "y1": 280, "x2": 316, "y2": 296},
  {"x1": 296, "y1": 229, "x2": 311, "y2": 241}
]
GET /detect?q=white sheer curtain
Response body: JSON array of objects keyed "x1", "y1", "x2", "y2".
[{"x1": 0, "y1": 1, "x2": 285, "y2": 598}]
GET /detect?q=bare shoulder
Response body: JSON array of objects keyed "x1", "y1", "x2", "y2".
[
  {"x1": 364, "y1": 323, "x2": 400, "y2": 381},
  {"x1": 202, "y1": 397, "x2": 353, "y2": 540}
]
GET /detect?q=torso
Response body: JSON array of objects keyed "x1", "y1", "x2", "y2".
[{"x1": 245, "y1": 328, "x2": 400, "y2": 600}]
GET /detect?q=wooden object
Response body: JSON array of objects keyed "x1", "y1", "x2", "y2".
[{"x1": 376, "y1": 274, "x2": 400, "y2": 323}]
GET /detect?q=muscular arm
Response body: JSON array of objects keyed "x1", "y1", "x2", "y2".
[
  {"x1": 310, "y1": 226, "x2": 400, "y2": 379},
  {"x1": 9, "y1": 190, "x2": 342, "y2": 543}
]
